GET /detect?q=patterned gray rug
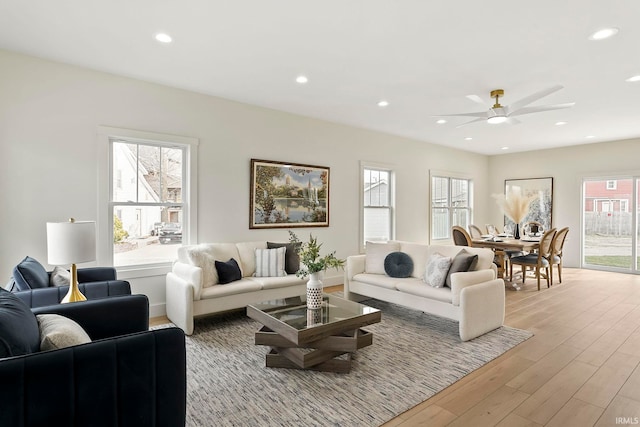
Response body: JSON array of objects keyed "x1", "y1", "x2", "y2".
[{"x1": 159, "y1": 299, "x2": 532, "y2": 427}]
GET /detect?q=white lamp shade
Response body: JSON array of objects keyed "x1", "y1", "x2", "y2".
[{"x1": 47, "y1": 220, "x2": 96, "y2": 265}]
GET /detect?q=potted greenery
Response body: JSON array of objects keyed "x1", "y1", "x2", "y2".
[{"x1": 288, "y1": 231, "x2": 345, "y2": 308}]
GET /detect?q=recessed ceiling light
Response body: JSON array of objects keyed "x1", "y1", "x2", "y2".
[
  {"x1": 586, "y1": 135, "x2": 596, "y2": 139},
  {"x1": 588, "y1": 27, "x2": 619, "y2": 41},
  {"x1": 155, "y1": 33, "x2": 172, "y2": 43},
  {"x1": 295, "y1": 75, "x2": 308, "y2": 84},
  {"x1": 555, "y1": 121, "x2": 568, "y2": 126},
  {"x1": 464, "y1": 137, "x2": 473, "y2": 141},
  {"x1": 626, "y1": 75, "x2": 640, "y2": 82},
  {"x1": 501, "y1": 146, "x2": 509, "y2": 150},
  {"x1": 436, "y1": 119, "x2": 447, "y2": 124},
  {"x1": 377, "y1": 100, "x2": 389, "y2": 107}
]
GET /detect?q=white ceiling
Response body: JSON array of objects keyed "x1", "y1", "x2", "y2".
[{"x1": 1, "y1": 0, "x2": 639, "y2": 155}]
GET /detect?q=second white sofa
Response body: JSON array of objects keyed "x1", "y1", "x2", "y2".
[{"x1": 345, "y1": 241, "x2": 505, "y2": 341}]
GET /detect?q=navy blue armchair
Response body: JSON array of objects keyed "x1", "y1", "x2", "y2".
[
  {"x1": 8, "y1": 256, "x2": 131, "y2": 308},
  {"x1": 0, "y1": 294, "x2": 187, "y2": 427}
]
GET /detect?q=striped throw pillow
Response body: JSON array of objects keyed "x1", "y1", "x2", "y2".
[{"x1": 254, "y1": 247, "x2": 287, "y2": 277}]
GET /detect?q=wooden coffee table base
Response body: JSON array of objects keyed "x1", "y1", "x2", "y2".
[{"x1": 255, "y1": 326, "x2": 373, "y2": 373}]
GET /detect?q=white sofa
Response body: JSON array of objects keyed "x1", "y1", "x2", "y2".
[
  {"x1": 344, "y1": 241, "x2": 505, "y2": 341},
  {"x1": 166, "y1": 241, "x2": 305, "y2": 335}
]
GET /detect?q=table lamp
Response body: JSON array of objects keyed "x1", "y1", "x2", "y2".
[{"x1": 46, "y1": 218, "x2": 96, "y2": 303}]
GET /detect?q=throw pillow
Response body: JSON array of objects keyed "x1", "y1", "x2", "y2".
[
  {"x1": 365, "y1": 242, "x2": 401, "y2": 275},
  {"x1": 384, "y1": 252, "x2": 414, "y2": 278},
  {"x1": 185, "y1": 248, "x2": 219, "y2": 287},
  {"x1": 37, "y1": 314, "x2": 92, "y2": 351},
  {"x1": 267, "y1": 242, "x2": 301, "y2": 274},
  {"x1": 12, "y1": 256, "x2": 50, "y2": 290},
  {"x1": 255, "y1": 247, "x2": 287, "y2": 277},
  {"x1": 215, "y1": 258, "x2": 242, "y2": 284},
  {"x1": 0, "y1": 288, "x2": 40, "y2": 358},
  {"x1": 423, "y1": 253, "x2": 452, "y2": 288},
  {"x1": 445, "y1": 249, "x2": 479, "y2": 288},
  {"x1": 49, "y1": 265, "x2": 71, "y2": 287}
]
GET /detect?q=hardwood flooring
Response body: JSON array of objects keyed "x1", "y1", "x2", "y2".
[{"x1": 151, "y1": 271, "x2": 640, "y2": 426}]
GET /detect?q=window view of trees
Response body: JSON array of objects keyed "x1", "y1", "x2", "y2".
[{"x1": 111, "y1": 140, "x2": 185, "y2": 266}]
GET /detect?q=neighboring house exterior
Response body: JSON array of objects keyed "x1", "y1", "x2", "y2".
[{"x1": 584, "y1": 179, "x2": 633, "y2": 236}]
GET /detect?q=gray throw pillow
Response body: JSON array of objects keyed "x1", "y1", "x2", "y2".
[
  {"x1": 445, "y1": 250, "x2": 479, "y2": 287},
  {"x1": 49, "y1": 266, "x2": 71, "y2": 287},
  {"x1": 423, "y1": 253, "x2": 452, "y2": 288},
  {"x1": 37, "y1": 314, "x2": 91, "y2": 351}
]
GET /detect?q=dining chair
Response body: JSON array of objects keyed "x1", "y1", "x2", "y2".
[
  {"x1": 509, "y1": 228, "x2": 557, "y2": 290},
  {"x1": 524, "y1": 221, "x2": 544, "y2": 236},
  {"x1": 550, "y1": 227, "x2": 569, "y2": 285},
  {"x1": 485, "y1": 224, "x2": 500, "y2": 235},
  {"x1": 468, "y1": 224, "x2": 484, "y2": 239},
  {"x1": 452, "y1": 226, "x2": 473, "y2": 246},
  {"x1": 455, "y1": 226, "x2": 504, "y2": 278}
]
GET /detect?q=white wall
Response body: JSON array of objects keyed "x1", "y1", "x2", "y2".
[
  {"x1": 488, "y1": 138, "x2": 640, "y2": 268},
  {"x1": 0, "y1": 50, "x2": 490, "y2": 315}
]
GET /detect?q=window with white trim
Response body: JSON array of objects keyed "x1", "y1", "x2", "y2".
[
  {"x1": 431, "y1": 174, "x2": 472, "y2": 240},
  {"x1": 362, "y1": 165, "x2": 394, "y2": 247},
  {"x1": 98, "y1": 127, "x2": 197, "y2": 270},
  {"x1": 606, "y1": 180, "x2": 617, "y2": 190}
]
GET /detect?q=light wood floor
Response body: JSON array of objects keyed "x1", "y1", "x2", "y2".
[{"x1": 152, "y1": 270, "x2": 640, "y2": 426}]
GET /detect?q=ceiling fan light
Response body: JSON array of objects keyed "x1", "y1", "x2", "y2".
[
  {"x1": 626, "y1": 75, "x2": 640, "y2": 83},
  {"x1": 588, "y1": 27, "x2": 619, "y2": 41},
  {"x1": 487, "y1": 116, "x2": 507, "y2": 124}
]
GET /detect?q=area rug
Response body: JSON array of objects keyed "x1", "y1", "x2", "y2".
[{"x1": 158, "y1": 299, "x2": 532, "y2": 427}]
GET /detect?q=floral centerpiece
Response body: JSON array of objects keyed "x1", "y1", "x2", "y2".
[
  {"x1": 288, "y1": 231, "x2": 345, "y2": 278},
  {"x1": 492, "y1": 188, "x2": 537, "y2": 239},
  {"x1": 288, "y1": 231, "x2": 345, "y2": 308}
]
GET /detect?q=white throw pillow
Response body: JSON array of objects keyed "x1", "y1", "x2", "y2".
[
  {"x1": 49, "y1": 266, "x2": 71, "y2": 287},
  {"x1": 254, "y1": 247, "x2": 287, "y2": 277},
  {"x1": 423, "y1": 253, "x2": 452, "y2": 288},
  {"x1": 185, "y1": 248, "x2": 219, "y2": 287},
  {"x1": 365, "y1": 242, "x2": 401, "y2": 275},
  {"x1": 37, "y1": 314, "x2": 91, "y2": 351}
]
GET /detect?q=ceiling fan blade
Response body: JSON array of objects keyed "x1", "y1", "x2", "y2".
[
  {"x1": 455, "y1": 117, "x2": 486, "y2": 128},
  {"x1": 508, "y1": 102, "x2": 575, "y2": 117},
  {"x1": 508, "y1": 85, "x2": 564, "y2": 114},
  {"x1": 466, "y1": 94, "x2": 487, "y2": 105},
  {"x1": 433, "y1": 111, "x2": 488, "y2": 118}
]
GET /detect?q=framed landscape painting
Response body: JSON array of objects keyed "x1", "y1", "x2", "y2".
[
  {"x1": 504, "y1": 177, "x2": 553, "y2": 232},
  {"x1": 250, "y1": 159, "x2": 330, "y2": 229}
]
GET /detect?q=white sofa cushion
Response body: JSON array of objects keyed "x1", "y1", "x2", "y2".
[
  {"x1": 200, "y1": 279, "x2": 263, "y2": 299},
  {"x1": 251, "y1": 275, "x2": 305, "y2": 290},
  {"x1": 236, "y1": 241, "x2": 267, "y2": 277},
  {"x1": 397, "y1": 242, "x2": 430, "y2": 279},
  {"x1": 365, "y1": 242, "x2": 401, "y2": 274},
  {"x1": 395, "y1": 280, "x2": 453, "y2": 303},
  {"x1": 352, "y1": 273, "x2": 399, "y2": 290}
]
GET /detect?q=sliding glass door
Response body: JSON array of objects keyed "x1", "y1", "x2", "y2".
[{"x1": 583, "y1": 177, "x2": 639, "y2": 272}]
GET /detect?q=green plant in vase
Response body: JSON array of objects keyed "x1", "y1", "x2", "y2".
[{"x1": 288, "y1": 231, "x2": 345, "y2": 279}]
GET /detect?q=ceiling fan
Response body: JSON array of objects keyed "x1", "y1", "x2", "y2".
[{"x1": 436, "y1": 85, "x2": 575, "y2": 128}]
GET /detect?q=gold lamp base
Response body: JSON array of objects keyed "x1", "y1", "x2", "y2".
[{"x1": 61, "y1": 263, "x2": 87, "y2": 303}]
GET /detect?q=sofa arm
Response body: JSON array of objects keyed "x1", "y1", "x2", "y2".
[
  {"x1": 166, "y1": 271, "x2": 196, "y2": 335},
  {"x1": 458, "y1": 278, "x2": 505, "y2": 341},
  {"x1": 13, "y1": 280, "x2": 131, "y2": 309},
  {"x1": 171, "y1": 262, "x2": 203, "y2": 300},
  {"x1": 344, "y1": 255, "x2": 366, "y2": 300},
  {"x1": 0, "y1": 327, "x2": 186, "y2": 427},
  {"x1": 77, "y1": 266, "x2": 117, "y2": 282},
  {"x1": 31, "y1": 294, "x2": 149, "y2": 340},
  {"x1": 450, "y1": 269, "x2": 497, "y2": 306}
]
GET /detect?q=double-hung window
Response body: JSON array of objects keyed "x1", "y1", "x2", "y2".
[
  {"x1": 431, "y1": 173, "x2": 472, "y2": 240},
  {"x1": 99, "y1": 127, "x2": 197, "y2": 270},
  {"x1": 362, "y1": 164, "x2": 394, "y2": 249}
]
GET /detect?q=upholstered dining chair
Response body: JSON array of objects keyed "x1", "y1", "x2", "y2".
[
  {"x1": 468, "y1": 224, "x2": 484, "y2": 239},
  {"x1": 509, "y1": 228, "x2": 557, "y2": 290},
  {"x1": 550, "y1": 227, "x2": 569, "y2": 285},
  {"x1": 452, "y1": 226, "x2": 473, "y2": 246}
]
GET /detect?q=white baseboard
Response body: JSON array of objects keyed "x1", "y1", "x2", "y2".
[{"x1": 150, "y1": 302, "x2": 166, "y2": 319}]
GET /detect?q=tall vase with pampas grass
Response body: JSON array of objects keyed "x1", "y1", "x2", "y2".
[{"x1": 492, "y1": 189, "x2": 537, "y2": 239}]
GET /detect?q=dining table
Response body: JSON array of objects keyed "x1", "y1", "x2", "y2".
[{"x1": 471, "y1": 235, "x2": 541, "y2": 291}]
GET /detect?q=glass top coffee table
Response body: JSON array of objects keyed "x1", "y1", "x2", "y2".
[{"x1": 246, "y1": 293, "x2": 381, "y2": 373}]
